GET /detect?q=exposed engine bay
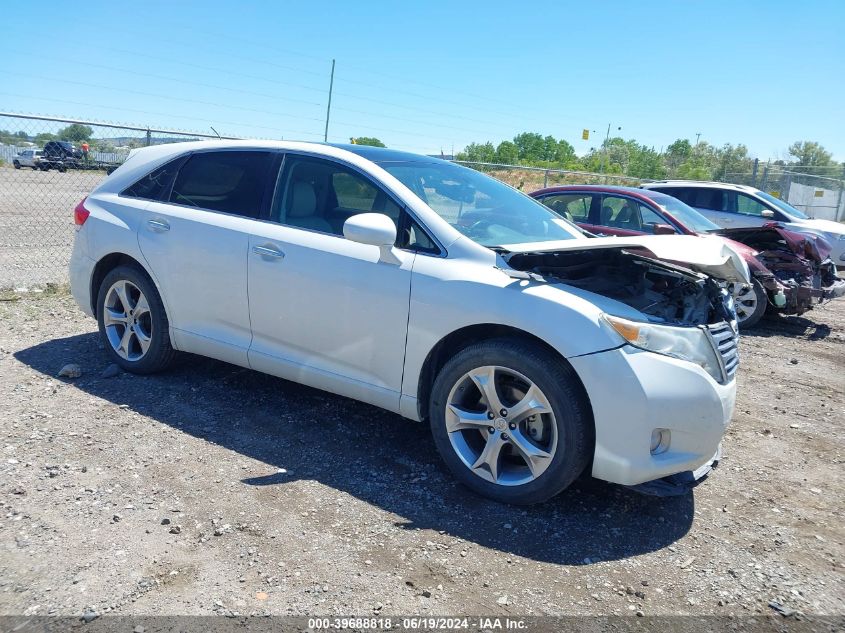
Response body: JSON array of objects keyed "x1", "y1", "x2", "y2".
[
  {"x1": 719, "y1": 225, "x2": 845, "y2": 315},
  {"x1": 502, "y1": 248, "x2": 734, "y2": 326}
]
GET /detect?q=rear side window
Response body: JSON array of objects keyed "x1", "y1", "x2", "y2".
[
  {"x1": 170, "y1": 151, "x2": 274, "y2": 218},
  {"x1": 538, "y1": 193, "x2": 592, "y2": 221},
  {"x1": 123, "y1": 158, "x2": 183, "y2": 201}
]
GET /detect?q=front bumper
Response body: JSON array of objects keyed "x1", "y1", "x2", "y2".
[{"x1": 569, "y1": 345, "x2": 735, "y2": 486}]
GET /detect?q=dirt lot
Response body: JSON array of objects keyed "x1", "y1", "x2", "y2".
[
  {"x1": 0, "y1": 167, "x2": 107, "y2": 289},
  {"x1": 0, "y1": 290, "x2": 843, "y2": 620}
]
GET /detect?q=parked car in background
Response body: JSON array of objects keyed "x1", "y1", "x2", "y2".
[
  {"x1": 70, "y1": 141, "x2": 747, "y2": 504},
  {"x1": 641, "y1": 181, "x2": 845, "y2": 267},
  {"x1": 42, "y1": 140, "x2": 82, "y2": 161},
  {"x1": 12, "y1": 148, "x2": 42, "y2": 169},
  {"x1": 531, "y1": 185, "x2": 845, "y2": 328}
]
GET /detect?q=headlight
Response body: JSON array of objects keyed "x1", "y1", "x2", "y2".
[{"x1": 602, "y1": 314, "x2": 723, "y2": 382}]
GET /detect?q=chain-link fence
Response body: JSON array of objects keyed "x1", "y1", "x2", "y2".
[
  {"x1": 0, "y1": 113, "x2": 238, "y2": 289},
  {"x1": 2, "y1": 111, "x2": 841, "y2": 290},
  {"x1": 724, "y1": 163, "x2": 845, "y2": 222},
  {"x1": 454, "y1": 161, "x2": 649, "y2": 191}
]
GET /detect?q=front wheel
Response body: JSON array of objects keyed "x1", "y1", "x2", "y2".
[
  {"x1": 729, "y1": 278, "x2": 767, "y2": 329},
  {"x1": 96, "y1": 265, "x2": 176, "y2": 374},
  {"x1": 13, "y1": 160, "x2": 20, "y2": 169},
  {"x1": 429, "y1": 339, "x2": 593, "y2": 504}
]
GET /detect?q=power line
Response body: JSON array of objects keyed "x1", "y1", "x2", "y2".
[
  {"x1": 0, "y1": 70, "x2": 325, "y2": 125},
  {"x1": 0, "y1": 49, "x2": 325, "y2": 106},
  {"x1": 0, "y1": 92, "x2": 324, "y2": 139}
]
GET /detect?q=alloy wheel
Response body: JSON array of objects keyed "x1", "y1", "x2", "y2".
[
  {"x1": 102, "y1": 280, "x2": 153, "y2": 361},
  {"x1": 445, "y1": 365, "x2": 558, "y2": 486}
]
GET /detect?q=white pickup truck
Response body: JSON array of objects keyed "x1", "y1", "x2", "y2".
[{"x1": 12, "y1": 148, "x2": 43, "y2": 170}]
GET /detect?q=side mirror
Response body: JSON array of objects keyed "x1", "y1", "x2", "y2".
[
  {"x1": 653, "y1": 223, "x2": 677, "y2": 235},
  {"x1": 761, "y1": 209, "x2": 775, "y2": 219},
  {"x1": 343, "y1": 213, "x2": 400, "y2": 264}
]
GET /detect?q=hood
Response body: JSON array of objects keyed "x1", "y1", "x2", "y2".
[
  {"x1": 500, "y1": 234, "x2": 750, "y2": 283},
  {"x1": 728, "y1": 223, "x2": 834, "y2": 264},
  {"x1": 788, "y1": 217, "x2": 845, "y2": 235}
]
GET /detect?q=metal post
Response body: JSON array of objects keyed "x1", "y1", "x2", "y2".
[
  {"x1": 751, "y1": 158, "x2": 758, "y2": 187},
  {"x1": 836, "y1": 165, "x2": 845, "y2": 222},
  {"x1": 761, "y1": 165, "x2": 769, "y2": 190},
  {"x1": 145, "y1": 128, "x2": 151, "y2": 146},
  {"x1": 599, "y1": 123, "x2": 611, "y2": 174},
  {"x1": 324, "y1": 59, "x2": 336, "y2": 142}
]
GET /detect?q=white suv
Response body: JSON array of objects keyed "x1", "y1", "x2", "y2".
[
  {"x1": 69, "y1": 141, "x2": 745, "y2": 503},
  {"x1": 642, "y1": 181, "x2": 845, "y2": 265}
]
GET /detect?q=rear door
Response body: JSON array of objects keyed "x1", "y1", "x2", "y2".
[
  {"x1": 137, "y1": 149, "x2": 277, "y2": 365},
  {"x1": 535, "y1": 192, "x2": 599, "y2": 232}
]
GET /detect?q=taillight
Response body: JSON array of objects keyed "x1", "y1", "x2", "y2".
[{"x1": 74, "y1": 197, "x2": 90, "y2": 226}]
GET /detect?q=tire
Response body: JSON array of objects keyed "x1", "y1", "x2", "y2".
[
  {"x1": 730, "y1": 278, "x2": 767, "y2": 329},
  {"x1": 429, "y1": 338, "x2": 593, "y2": 505},
  {"x1": 96, "y1": 265, "x2": 176, "y2": 374},
  {"x1": 13, "y1": 161, "x2": 20, "y2": 169}
]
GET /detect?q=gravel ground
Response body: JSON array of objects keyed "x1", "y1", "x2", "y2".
[{"x1": 0, "y1": 291, "x2": 842, "y2": 619}]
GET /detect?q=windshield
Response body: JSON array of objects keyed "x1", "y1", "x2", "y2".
[
  {"x1": 379, "y1": 160, "x2": 582, "y2": 247},
  {"x1": 754, "y1": 190, "x2": 809, "y2": 220},
  {"x1": 641, "y1": 191, "x2": 722, "y2": 233}
]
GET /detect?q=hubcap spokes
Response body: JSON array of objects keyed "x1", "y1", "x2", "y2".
[
  {"x1": 103, "y1": 280, "x2": 152, "y2": 361},
  {"x1": 729, "y1": 283, "x2": 757, "y2": 321},
  {"x1": 446, "y1": 366, "x2": 557, "y2": 486}
]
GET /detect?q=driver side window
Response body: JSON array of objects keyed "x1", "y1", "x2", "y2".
[
  {"x1": 736, "y1": 193, "x2": 770, "y2": 217},
  {"x1": 271, "y1": 155, "x2": 439, "y2": 253}
]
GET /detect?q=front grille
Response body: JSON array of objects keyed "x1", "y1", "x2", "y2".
[{"x1": 708, "y1": 322, "x2": 739, "y2": 381}]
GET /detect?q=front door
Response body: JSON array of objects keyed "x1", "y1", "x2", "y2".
[{"x1": 247, "y1": 154, "x2": 415, "y2": 412}]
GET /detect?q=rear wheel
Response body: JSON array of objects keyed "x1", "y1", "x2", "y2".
[
  {"x1": 429, "y1": 339, "x2": 593, "y2": 504},
  {"x1": 729, "y1": 278, "x2": 767, "y2": 329},
  {"x1": 96, "y1": 265, "x2": 176, "y2": 374}
]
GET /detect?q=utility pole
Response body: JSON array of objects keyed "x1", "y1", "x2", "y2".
[
  {"x1": 695, "y1": 132, "x2": 701, "y2": 145},
  {"x1": 324, "y1": 59, "x2": 336, "y2": 142},
  {"x1": 599, "y1": 123, "x2": 621, "y2": 174}
]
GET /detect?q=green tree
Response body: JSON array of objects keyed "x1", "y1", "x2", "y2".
[
  {"x1": 34, "y1": 132, "x2": 57, "y2": 145},
  {"x1": 787, "y1": 141, "x2": 833, "y2": 167},
  {"x1": 351, "y1": 136, "x2": 385, "y2": 147},
  {"x1": 513, "y1": 132, "x2": 546, "y2": 162},
  {"x1": 457, "y1": 142, "x2": 496, "y2": 163},
  {"x1": 57, "y1": 124, "x2": 94, "y2": 143},
  {"x1": 494, "y1": 140, "x2": 518, "y2": 164},
  {"x1": 714, "y1": 143, "x2": 753, "y2": 181},
  {"x1": 552, "y1": 139, "x2": 576, "y2": 165},
  {"x1": 664, "y1": 139, "x2": 692, "y2": 176}
]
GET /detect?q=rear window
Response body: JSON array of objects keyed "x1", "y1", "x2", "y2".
[
  {"x1": 170, "y1": 151, "x2": 274, "y2": 218},
  {"x1": 122, "y1": 157, "x2": 184, "y2": 201}
]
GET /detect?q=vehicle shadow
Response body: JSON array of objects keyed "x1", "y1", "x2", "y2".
[
  {"x1": 15, "y1": 333, "x2": 695, "y2": 566},
  {"x1": 744, "y1": 312, "x2": 832, "y2": 340}
]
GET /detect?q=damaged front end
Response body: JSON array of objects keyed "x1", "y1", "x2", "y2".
[
  {"x1": 501, "y1": 247, "x2": 736, "y2": 327},
  {"x1": 719, "y1": 224, "x2": 845, "y2": 315}
]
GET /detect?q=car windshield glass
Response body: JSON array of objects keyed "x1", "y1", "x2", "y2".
[
  {"x1": 378, "y1": 160, "x2": 581, "y2": 247},
  {"x1": 642, "y1": 192, "x2": 721, "y2": 232},
  {"x1": 754, "y1": 190, "x2": 809, "y2": 219}
]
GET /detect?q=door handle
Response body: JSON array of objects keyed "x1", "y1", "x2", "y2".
[
  {"x1": 252, "y1": 244, "x2": 285, "y2": 259},
  {"x1": 147, "y1": 218, "x2": 170, "y2": 232}
]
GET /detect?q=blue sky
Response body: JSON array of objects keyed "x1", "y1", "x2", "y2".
[{"x1": 2, "y1": 1, "x2": 844, "y2": 160}]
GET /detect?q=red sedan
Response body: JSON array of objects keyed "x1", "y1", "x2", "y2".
[{"x1": 530, "y1": 185, "x2": 843, "y2": 328}]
